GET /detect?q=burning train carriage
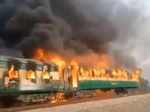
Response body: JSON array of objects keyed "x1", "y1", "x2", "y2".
[
  {"x1": 0, "y1": 57, "x2": 70, "y2": 94},
  {"x1": 0, "y1": 56, "x2": 140, "y2": 95},
  {"x1": 77, "y1": 67, "x2": 140, "y2": 90}
]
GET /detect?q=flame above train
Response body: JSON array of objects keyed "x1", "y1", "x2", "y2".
[{"x1": 33, "y1": 48, "x2": 141, "y2": 81}]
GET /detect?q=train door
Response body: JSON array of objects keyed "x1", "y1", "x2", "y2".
[
  {"x1": 63, "y1": 67, "x2": 72, "y2": 89},
  {"x1": 0, "y1": 59, "x2": 9, "y2": 89},
  {"x1": 35, "y1": 63, "x2": 43, "y2": 89},
  {"x1": 71, "y1": 65, "x2": 79, "y2": 89},
  {"x1": 19, "y1": 60, "x2": 28, "y2": 90}
]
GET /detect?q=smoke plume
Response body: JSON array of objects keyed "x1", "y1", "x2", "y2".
[{"x1": 0, "y1": 0, "x2": 150, "y2": 77}]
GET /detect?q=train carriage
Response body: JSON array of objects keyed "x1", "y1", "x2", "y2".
[
  {"x1": 0, "y1": 56, "x2": 140, "y2": 95},
  {"x1": 77, "y1": 67, "x2": 139, "y2": 90}
]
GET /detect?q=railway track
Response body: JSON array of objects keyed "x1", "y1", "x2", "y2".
[
  {"x1": 0, "y1": 96, "x2": 117, "y2": 112},
  {"x1": 0, "y1": 89, "x2": 147, "y2": 112}
]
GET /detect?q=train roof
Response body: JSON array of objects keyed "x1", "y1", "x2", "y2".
[
  {"x1": 0, "y1": 55, "x2": 57, "y2": 66},
  {"x1": 0, "y1": 55, "x2": 14, "y2": 61}
]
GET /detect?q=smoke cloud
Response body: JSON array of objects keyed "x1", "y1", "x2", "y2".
[{"x1": 0, "y1": 0, "x2": 150, "y2": 79}]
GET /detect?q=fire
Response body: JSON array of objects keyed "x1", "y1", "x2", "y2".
[
  {"x1": 42, "y1": 65, "x2": 50, "y2": 80},
  {"x1": 33, "y1": 48, "x2": 141, "y2": 81},
  {"x1": 51, "y1": 92, "x2": 67, "y2": 104},
  {"x1": 34, "y1": 48, "x2": 115, "y2": 70},
  {"x1": 34, "y1": 48, "x2": 66, "y2": 68},
  {"x1": 42, "y1": 71, "x2": 50, "y2": 80},
  {"x1": 34, "y1": 48, "x2": 66, "y2": 80},
  {"x1": 26, "y1": 70, "x2": 36, "y2": 80},
  {"x1": 70, "y1": 60, "x2": 79, "y2": 87},
  {"x1": 8, "y1": 64, "x2": 19, "y2": 80},
  {"x1": 71, "y1": 52, "x2": 115, "y2": 69},
  {"x1": 132, "y1": 68, "x2": 141, "y2": 81}
]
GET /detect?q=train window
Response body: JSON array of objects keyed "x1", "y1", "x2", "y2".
[
  {"x1": 42, "y1": 65, "x2": 49, "y2": 72},
  {"x1": 0, "y1": 60, "x2": 8, "y2": 68},
  {"x1": 42, "y1": 65, "x2": 50, "y2": 83},
  {"x1": 8, "y1": 60, "x2": 20, "y2": 79},
  {"x1": 26, "y1": 70, "x2": 35, "y2": 80},
  {"x1": 8, "y1": 60, "x2": 20, "y2": 71},
  {"x1": 20, "y1": 63, "x2": 27, "y2": 70},
  {"x1": 5, "y1": 63, "x2": 20, "y2": 88},
  {"x1": 26, "y1": 62, "x2": 36, "y2": 83},
  {"x1": 49, "y1": 65, "x2": 58, "y2": 72},
  {"x1": 7, "y1": 60, "x2": 20, "y2": 88},
  {"x1": 8, "y1": 64, "x2": 19, "y2": 81},
  {"x1": 27, "y1": 62, "x2": 36, "y2": 71},
  {"x1": 105, "y1": 69, "x2": 112, "y2": 78},
  {"x1": 42, "y1": 72, "x2": 50, "y2": 79},
  {"x1": 106, "y1": 69, "x2": 111, "y2": 74},
  {"x1": 49, "y1": 65, "x2": 59, "y2": 80},
  {"x1": 26, "y1": 70, "x2": 36, "y2": 83}
]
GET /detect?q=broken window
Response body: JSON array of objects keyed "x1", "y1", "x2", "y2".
[
  {"x1": 26, "y1": 62, "x2": 36, "y2": 83},
  {"x1": 42, "y1": 65, "x2": 50, "y2": 83},
  {"x1": 4, "y1": 59, "x2": 20, "y2": 88},
  {"x1": 49, "y1": 65, "x2": 59, "y2": 80}
]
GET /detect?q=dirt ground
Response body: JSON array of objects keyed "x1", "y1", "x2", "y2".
[{"x1": 21, "y1": 93, "x2": 150, "y2": 112}]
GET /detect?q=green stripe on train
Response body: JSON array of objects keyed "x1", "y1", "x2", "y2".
[{"x1": 78, "y1": 80, "x2": 139, "y2": 90}]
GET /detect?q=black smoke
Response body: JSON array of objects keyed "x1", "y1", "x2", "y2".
[{"x1": 0, "y1": 0, "x2": 140, "y2": 69}]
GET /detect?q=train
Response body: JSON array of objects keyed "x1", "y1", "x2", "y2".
[{"x1": 0, "y1": 56, "x2": 140, "y2": 96}]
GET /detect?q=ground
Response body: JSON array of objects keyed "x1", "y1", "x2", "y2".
[{"x1": 21, "y1": 93, "x2": 150, "y2": 112}]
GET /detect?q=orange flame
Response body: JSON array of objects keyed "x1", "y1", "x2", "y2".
[
  {"x1": 34, "y1": 48, "x2": 66, "y2": 80},
  {"x1": 33, "y1": 48, "x2": 141, "y2": 81},
  {"x1": 132, "y1": 68, "x2": 141, "y2": 81},
  {"x1": 71, "y1": 52, "x2": 115, "y2": 69},
  {"x1": 26, "y1": 70, "x2": 36, "y2": 80},
  {"x1": 34, "y1": 48, "x2": 66, "y2": 68},
  {"x1": 51, "y1": 92, "x2": 67, "y2": 104},
  {"x1": 8, "y1": 64, "x2": 19, "y2": 80}
]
